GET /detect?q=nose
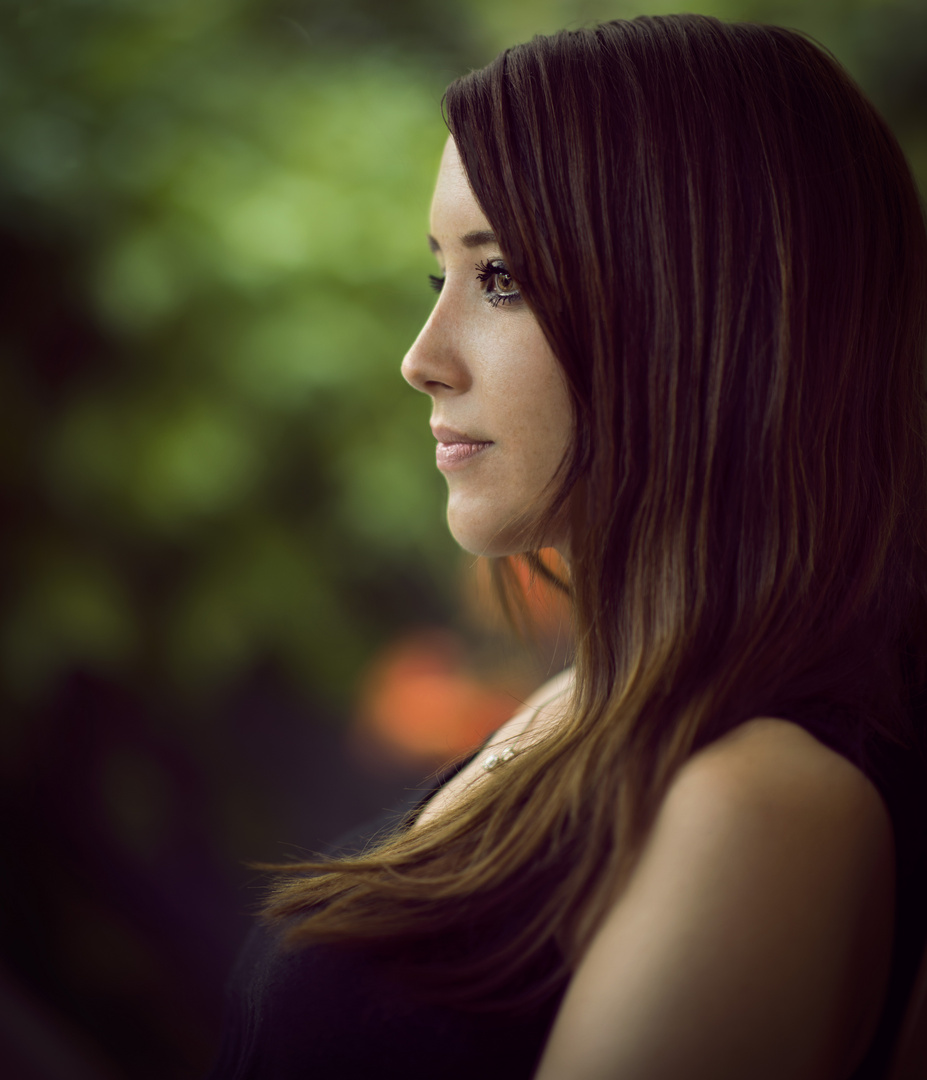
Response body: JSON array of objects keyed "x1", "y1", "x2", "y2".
[{"x1": 401, "y1": 302, "x2": 468, "y2": 397}]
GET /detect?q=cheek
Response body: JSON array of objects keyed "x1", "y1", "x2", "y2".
[
  {"x1": 516, "y1": 345, "x2": 572, "y2": 458},
  {"x1": 478, "y1": 324, "x2": 569, "y2": 423},
  {"x1": 493, "y1": 368, "x2": 572, "y2": 502}
]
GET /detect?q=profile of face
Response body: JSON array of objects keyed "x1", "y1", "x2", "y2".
[{"x1": 401, "y1": 138, "x2": 573, "y2": 559}]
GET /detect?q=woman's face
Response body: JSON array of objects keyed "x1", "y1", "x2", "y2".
[{"x1": 401, "y1": 138, "x2": 572, "y2": 558}]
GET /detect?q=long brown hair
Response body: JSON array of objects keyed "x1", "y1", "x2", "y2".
[{"x1": 264, "y1": 14, "x2": 927, "y2": 1010}]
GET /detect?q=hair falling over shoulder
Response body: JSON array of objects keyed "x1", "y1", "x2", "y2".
[{"x1": 263, "y1": 14, "x2": 927, "y2": 1010}]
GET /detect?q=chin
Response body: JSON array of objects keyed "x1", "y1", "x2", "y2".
[
  {"x1": 446, "y1": 510, "x2": 529, "y2": 559},
  {"x1": 445, "y1": 491, "x2": 572, "y2": 558}
]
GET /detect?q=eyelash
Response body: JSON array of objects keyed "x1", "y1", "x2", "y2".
[
  {"x1": 475, "y1": 258, "x2": 521, "y2": 307},
  {"x1": 427, "y1": 259, "x2": 522, "y2": 308}
]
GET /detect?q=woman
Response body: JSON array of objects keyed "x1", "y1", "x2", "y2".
[{"x1": 210, "y1": 14, "x2": 927, "y2": 1079}]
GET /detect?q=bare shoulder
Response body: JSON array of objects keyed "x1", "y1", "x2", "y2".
[
  {"x1": 667, "y1": 717, "x2": 893, "y2": 852},
  {"x1": 536, "y1": 717, "x2": 895, "y2": 1080}
]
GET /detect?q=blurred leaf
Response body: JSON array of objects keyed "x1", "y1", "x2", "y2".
[{"x1": 46, "y1": 391, "x2": 265, "y2": 532}]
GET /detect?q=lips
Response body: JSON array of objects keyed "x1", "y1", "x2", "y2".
[{"x1": 431, "y1": 426, "x2": 493, "y2": 471}]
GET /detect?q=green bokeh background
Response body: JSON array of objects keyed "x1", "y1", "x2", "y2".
[{"x1": 1, "y1": 1, "x2": 924, "y2": 1076}]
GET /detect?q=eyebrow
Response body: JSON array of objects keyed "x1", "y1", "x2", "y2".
[{"x1": 427, "y1": 229, "x2": 498, "y2": 253}]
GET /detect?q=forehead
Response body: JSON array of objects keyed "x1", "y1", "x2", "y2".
[{"x1": 429, "y1": 136, "x2": 490, "y2": 240}]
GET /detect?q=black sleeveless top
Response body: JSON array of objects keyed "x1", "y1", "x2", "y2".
[{"x1": 207, "y1": 717, "x2": 927, "y2": 1080}]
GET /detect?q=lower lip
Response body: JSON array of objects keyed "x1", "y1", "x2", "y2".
[{"x1": 436, "y1": 441, "x2": 493, "y2": 471}]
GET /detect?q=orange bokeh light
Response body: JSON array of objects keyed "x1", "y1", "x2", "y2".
[
  {"x1": 352, "y1": 629, "x2": 522, "y2": 769},
  {"x1": 352, "y1": 553, "x2": 572, "y2": 771}
]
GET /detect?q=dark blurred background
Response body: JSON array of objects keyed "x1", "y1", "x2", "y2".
[{"x1": 0, "y1": 0, "x2": 924, "y2": 1076}]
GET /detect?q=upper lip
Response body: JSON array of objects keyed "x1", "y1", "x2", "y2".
[{"x1": 431, "y1": 425, "x2": 492, "y2": 444}]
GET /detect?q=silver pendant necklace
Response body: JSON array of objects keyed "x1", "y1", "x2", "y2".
[{"x1": 481, "y1": 745, "x2": 519, "y2": 771}]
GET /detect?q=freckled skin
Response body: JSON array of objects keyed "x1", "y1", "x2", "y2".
[{"x1": 401, "y1": 138, "x2": 572, "y2": 558}]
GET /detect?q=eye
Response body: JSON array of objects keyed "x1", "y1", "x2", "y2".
[
  {"x1": 428, "y1": 273, "x2": 445, "y2": 294},
  {"x1": 475, "y1": 258, "x2": 521, "y2": 307}
]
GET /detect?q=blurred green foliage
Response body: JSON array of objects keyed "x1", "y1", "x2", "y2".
[{"x1": 1, "y1": 0, "x2": 924, "y2": 714}]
